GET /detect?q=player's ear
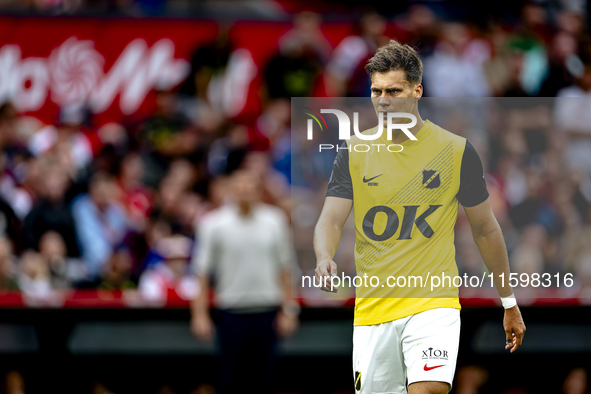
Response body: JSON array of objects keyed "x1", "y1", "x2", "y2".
[{"x1": 415, "y1": 84, "x2": 423, "y2": 99}]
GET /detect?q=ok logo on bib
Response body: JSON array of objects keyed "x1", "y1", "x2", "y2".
[{"x1": 362, "y1": 205, "x2": 442, "y2": 241}]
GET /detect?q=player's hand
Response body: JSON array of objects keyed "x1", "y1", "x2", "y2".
[
  {"x1": 191, "y1": 313, "x2": 215, "y2": 342},
  {"x1": 275, "y1": 311, "x2": 299, "y2": 337},
  {"x1": 315, "y1": 259, "x2": 338, "y2": 293},
  {"x1": 503, "y1": 305, "x2": 526, "y2": 353}
]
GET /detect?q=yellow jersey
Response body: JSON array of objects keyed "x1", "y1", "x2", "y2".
[{"x1": 326, "y1": 120, "x2": 489, "y2": 326}]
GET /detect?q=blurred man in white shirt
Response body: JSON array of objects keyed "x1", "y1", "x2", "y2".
[{"x1": 191, "y1": 169, "x2": 298, "y2": 394}]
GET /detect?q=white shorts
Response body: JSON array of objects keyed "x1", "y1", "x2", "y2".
[{"x1": 352, "y1": 308, "x2": 460, "y2": 394}]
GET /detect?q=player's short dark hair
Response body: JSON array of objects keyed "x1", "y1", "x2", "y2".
[{"x1": 365, "y1": 40, "x2": 423, "y2": 85}]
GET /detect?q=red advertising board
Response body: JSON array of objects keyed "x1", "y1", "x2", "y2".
[
  {"x1": 0, "y1": 17, "x2": 219, "y2": 124},
  {"x1": 0, "y1": 17, "x2": 355, "y2": 126}
]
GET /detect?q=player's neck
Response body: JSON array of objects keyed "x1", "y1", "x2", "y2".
[{"x1": 410, "y1": 116, "x2": 425, "y2": 136}]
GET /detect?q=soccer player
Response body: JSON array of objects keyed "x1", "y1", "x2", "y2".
[{"x1": 313, "y1": 40, "x2": 526, "y2": 394}]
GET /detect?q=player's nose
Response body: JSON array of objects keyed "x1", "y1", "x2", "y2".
[{"x1": 378, "y1": 96, "x2": 390, "y2": 105}]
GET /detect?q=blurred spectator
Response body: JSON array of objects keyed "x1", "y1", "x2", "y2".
[
  {"x1": 0, "y1": 150, "x2": 42, "y2": 221},
  {"x1": 0, "y1": 237, "x2": 18, "y2": 291},
  {"x1": 189, "y1": 383, "x2": 215, "y2": 394},
  {"x1": 264, "y1": 12, "x2": 327, "y2": 99},
  {"x1": 139, "y1": 234, "x2": 197, "y2": 302},
  {"x1": 138, "y1": 90, "x2": 198, "y2": 188},
  {"x1": 555, "y1": 47, "x2": 591, "y2": 172},
  {"x1": 501, "y1": 49, "x2": 531, "y2": 97},
  {"x1": 1, "y1": 370, "x2": 25, "y2": 394},
  {"x1": 191, "y1": 169, "x2": 298, "y2": 394},
  {"x1": 174, "y1": 191, "x2": 207, "y2": 238},
  {"x1": 0, "y1": 104, "x2": 21, "y2": 162},
  {"x1": 166, "y1": 159, "x2": 198, "y2": 191},
  {"x1": 144, "y1": 216, "x2": 172, "y2": 257},
  {"x1": 71, "y1": 172, "x2": 128, "y2": 280},
  {"x1": 23, "y1": 167, "x2": 80, "y2": 257},
  {"x1": 563, "y1": 367, "x2": 588, "y2": 394},
  {"x1": 538, "y1": 32, "x2": 578, "y2": 97},
  {"x1": 455, "y1": 365, "x2": 489, "y2": 394},
  {"x1": 53, "y1": 104, "x2": 97, "y2": 175},
  {"x1": 241, "y1": 151, "x2": 290, "y2": 210},
  {"x1": 179, "y1": 29, "x2": 232, "y2": 101},
  {"x1": 17, "y1": 251, "x2": 51, "y2": 298},
  {"x1": 38, "y1": 231, "x2": 88, "y2": 288},
  {"x1": 99, "y1": 246, "x2": 136, "y2": 290},
  {"x1": 151, "y1": 159, "x2": 200, "y2": 226},
  {"x1": 423, "y1": 22, "x2": 491, "y2": 97},
  {"x1": 116, "y1": 152, "x2": 152, "y2": 230},
  {"x1": 507, "y1": 2, "x2": 550, "y2": 96},
  {"x1": 135, "y1": 0, "x2": 166, "y2": 15},
  {"x1": 90, "y1": 381, "x2": 115, "y2": 394},
  {"x1": 0, "y1": 161, "x2": 22, "y2": 250},
  {"x1": 485, "y1": 25, "x2": 515, "y2": 97},
  {"x1": 325, "y1": 10, "x2": 389, "y2": 96},
  {"x1": 177, "y1": 26, "x2": 257, "y2": 124},
  {"x1": 204, "y1": 174, "x2": 230, "y2": 209},
  {"x1": 393, "y1": 5, "x2": 439, "y2": 57},
  {"x1": 510, "y1": 241, "x2": 545, "y2": 280},
  {"x1": 255, "y1": 98, "x2": 291, "y2": 179},
  {"x1": 206, "y1": 124, "x2": 249, "y2": 177},
  {"x1": 278, "y1": 11, "x2": 331, "y2": 65}
]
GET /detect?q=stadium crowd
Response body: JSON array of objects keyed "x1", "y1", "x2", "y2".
[{"x1": 0, "y1": 2, "x2": 589, "y2": 305}]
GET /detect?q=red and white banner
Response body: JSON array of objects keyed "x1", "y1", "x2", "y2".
[
  {"x1": 0, "y1": 17, "x2": 220, "y2": 124},
  {"x1": 0, "y1": 17, "x2": 355, "y2": 125},
  {"x1": 4, "y1": 36, "x2": 189, "y2": 113}
]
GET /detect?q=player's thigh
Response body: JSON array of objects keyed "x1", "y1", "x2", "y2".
[
  {"x1": 407, "y1": 381, "x2": 450, "y2": 394},
  {"x1": 353, "y1": 320, "x2": 408, "y2": 394},
  {"x1": 401, "y1": 308, "x2": 460, "y2": 391}
]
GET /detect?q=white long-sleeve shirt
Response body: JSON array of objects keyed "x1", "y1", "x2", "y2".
[{"x1": 192, "y1": 203, "x2": 292, "y2": 310}]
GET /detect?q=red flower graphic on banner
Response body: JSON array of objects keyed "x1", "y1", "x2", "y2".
[{"x1": 49, "y1": 37, "x2": 105, "y2": 106}]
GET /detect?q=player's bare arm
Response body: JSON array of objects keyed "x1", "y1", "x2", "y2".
[
  {"x1": 314, "y1": 196, "x2": 353, "y2": 293},
  {"x1": 464, "y1": 199, "x2": 526, "y2": 353}
]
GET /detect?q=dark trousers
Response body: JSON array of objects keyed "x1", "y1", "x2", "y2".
[{"x1": 215, "y1": 309, "x2": 278, "y2": 394}]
